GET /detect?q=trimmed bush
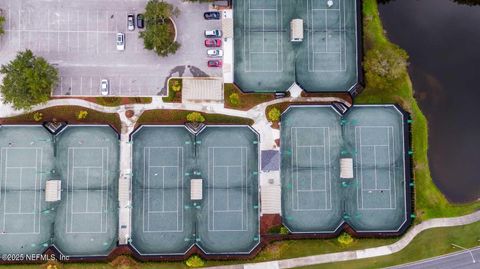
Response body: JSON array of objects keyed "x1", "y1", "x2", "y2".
[
  {"x1": 229, "y1": 93, "x2": 240, "y2": 106},
  {"x1": 185, "y1": 255, "x2": 205, "y2": 267},
  {"x1": 33, "y1": 112, "x2": 43, "y2": 122},
  {"x1": 186, "y1": 112, "x2": 205, "y2": 123},
  {"x1": 76, "y1": 110, "x2": 88, "y2": 120},
  {"x1": 337, "y1": 232, "x2": 354, "y2": 245},
  {"x1": 267, "y1": 107, "x2": 281, "y2": 122}
]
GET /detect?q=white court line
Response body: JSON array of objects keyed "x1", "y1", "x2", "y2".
[
  {"x1": 307, "y1": 0, "x2": 347, "y2": 72},
  {"x1": 208, "y1": 147, "x2": 248, "y2": 232},
  {"x1": 66, "y1": 147, "x2": 108, "y2": 234},
  {"x1": 291, "y1": 127, "x2": 331, "y2": 212},
  {"x1": 0, "y1": 147, "x2": 42, "y2": 234},
  {"x1": 142, "y1": 147, "x2": 183, "y2": 233},
  {"x1": 244, "y1": 0, "x2": 283, "y2": 73},
  {"x1": 356, "y1": 126, "x2": 396, "y2": 210}
]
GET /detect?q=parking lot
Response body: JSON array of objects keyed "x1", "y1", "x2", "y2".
[{"x1": 0, "y1": 0, "x2": 223, "y2": 96}]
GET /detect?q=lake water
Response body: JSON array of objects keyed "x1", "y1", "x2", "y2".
[{"x1": 378, "y1": 0, "x2": 480, "y2": 203}]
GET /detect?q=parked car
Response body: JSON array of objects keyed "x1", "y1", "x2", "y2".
[
  {"x1": 208, "y1": 60, "x2": 222, "y2": 67},
  {"x1": 116, "y1": 33, "x2": 125, "y2": 50},
  {"x1": 204, "y1": 11, "x2": 221, "y2": 20},
  {"x1": 100, "y1": 79, "x2": 109, "y2": 96},
  {"x1": 127, "y1": 14, "x2": 135, "y2": 31},
  {"x1": 137, "y1": 14, "x2": 145, "y2": 29},
  {"x1": 204, "y1": 29, "x2": 222, "y2": 38},
  {"x1": 207, "y1": 49, "x2": 223, "y2": 57},
  {"x1": 204, "y1": 39, "x2": 222, "y2": 47}
]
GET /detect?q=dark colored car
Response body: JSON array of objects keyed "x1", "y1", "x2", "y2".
[
  {"x1": 204, "y1": 39, "x2": 222, "y2": 47},
  {"x1": 208, "y1": 60, "x2": 222, "y2": 67},
  {"x1": 204, "y1": 11, "x2": 221, "y2": 20},
  {"x1": 137, "y1": 14, "x2": 144, "y2": 29}
]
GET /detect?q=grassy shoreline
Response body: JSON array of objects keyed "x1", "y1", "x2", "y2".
[{"x1": 357, "y1": 0, "x2": 480, "y2": 221}]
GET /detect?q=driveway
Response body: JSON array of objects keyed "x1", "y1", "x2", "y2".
[{"x1": 0, "y1": 0, "x2": 223, "y2": 96}]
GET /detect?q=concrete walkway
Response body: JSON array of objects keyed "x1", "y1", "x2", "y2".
[{"x1": 204, "y1": 210, "x2": 480, "y2": 269}]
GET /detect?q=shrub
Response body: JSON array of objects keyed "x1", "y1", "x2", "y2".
[
  {"x1": 279, "y1": 226, "x2": 289, "y2": 235},
  {"x1": 229, "y1": 93, "x2": 240, "y2": 106},
  {"x1": 76, "y1": 110, "x2": 88, "y2": 120},
  {"x1": 171, "y1": 79, "x2": 182, "y2": 92},
  {"x1": 33, "y1": 112, "x2": 43, "y2": 122},
  {"x1": 0, "y1": 14, "x2": 5, "y2": 36},
  {"x1": 186, "y1": 112, "x2": 205, "y2": 123},
  {"x1": 267, "y1": 107, "x2": 281, "y2": 122},
  {"x1": 337, "y1": 232, "x2": 354, "y2": 245},
  {"x1": 185, "y1": 255, "x2": 205, "y2": 268}
]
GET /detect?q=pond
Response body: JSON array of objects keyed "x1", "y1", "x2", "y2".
[{"x1": 378, "y1": 0, "x2": 480, "y2": 203}]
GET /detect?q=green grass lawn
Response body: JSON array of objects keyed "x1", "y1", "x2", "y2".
[
  {"x1": 224, "y1": 83, "x2": 275, "y2": 110},
  {"x1": 136, "y1": 109, "x2": 254, "y2": 127},
  {"x1": 0, "y1": 106, "x2": 122, "y2": 131},
  {"x1": 299, "y1": 220, "x2": 480, "y2": 269},
  {"x1": 358, "y1": 0, "x2": 480, "y2": 221}
]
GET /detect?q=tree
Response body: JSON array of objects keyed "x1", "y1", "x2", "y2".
[
  {"x1": 186, "y1": 112, "x2": 205, "y2": 123},
  {"x1": 140, "y1": 0, "x2": 181, "y2": 57},
  {"x1": 0, "y1": 50, "x2": 58, "y2": 110},
  {"x1": 267, "y1": 107, "x2": 281, "y2": 122},
  {"x1": 363, "y1": 44, "x2": 408, "y2": 91}
]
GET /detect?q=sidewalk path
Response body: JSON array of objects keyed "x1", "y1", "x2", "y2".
[{"x1": 204, "y1": 210, "x2": 480, "y2": 269}]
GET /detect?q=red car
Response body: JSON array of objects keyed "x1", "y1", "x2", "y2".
[
  {"x1": 204, "y1": 39, "x2": 222, "y2": 47},
  {"x1": 208, "y1": 60, "x2": 222, "y2": 67}
]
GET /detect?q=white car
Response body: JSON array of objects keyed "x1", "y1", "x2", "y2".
[
  {"x1": 100, "y1": 79, "x2": 109, "y2": 96},
  {"x1": 204, "y1": 29, "x2": 222, "y2": 38},
  {"x1": 127, "y1": 14, "x2": 135, "y2": 31},
  {"x1": 207, "y1": 49, "x2": 223, "y2": 57},
  {"x1": 116, "y1": 33, "x2": 125, "y2": 51}
]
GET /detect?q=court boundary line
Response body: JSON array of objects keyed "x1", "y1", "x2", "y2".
[
  {"x1": 243, "y1": 0, "x2": 284, "y2": 73},
  {"x1": 290, "y1": 126, "x2": 332, "y2": 212},
  {"x1": 355, "y1": 126, "x2": 397, "y2": 210},
  {"x1": 307, "y1": 0, "x2": 347, "y2": 73},
  {"x1": 142, "y1": 146, "x2": 184, "y2": 233},
  {"x1": 0, "y1": 147, "x2": 43, "y2": 235},
  {"x1": 208, "y1": 146, "x2": 249, "y2": 232},
  {"x1": 65, "y1": 146, "x2": 109, "y2": 234}
]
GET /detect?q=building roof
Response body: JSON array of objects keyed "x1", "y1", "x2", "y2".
[
  {"x1": 261, "y1": 150, "x2": 280, "y2": 171},
  {"x1": 182, "y1": 78, "x2": 224, "y2": 103}
]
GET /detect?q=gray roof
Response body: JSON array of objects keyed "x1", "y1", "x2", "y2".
[{"x1": 261, "y1": 150, "x2": 280, "y2": 171}]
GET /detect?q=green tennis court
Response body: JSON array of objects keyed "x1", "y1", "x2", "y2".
[
  {"x1": 234, "y1": 0, "x2": 358, "y2": 92},
  {"x1": 281, "y1": 106, "x2": 409, "y2": 233},
  {"x1": 196, "y1": 127, "x2": 259, "y2": 254},
  {"x1": 0, "y1": 125, "x2": 119, "y2": 256},
  {"x1": 131, "y1": 126, "x2": 259, "y2": 255},
  {"x1": 131, "y1": 126, "x2": 195, "y2": 255},
  {"x1": 0, "y1": 126, "x2": 55, "y2": 255},
  {"x1": 53, "y1": 126, "x2": 119, "y2": 256}
]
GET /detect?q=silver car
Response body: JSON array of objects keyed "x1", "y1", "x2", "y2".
[
  {"x1": 116, "y1": 33, "x2": 125, "y2": 50},
  {"x1": 100, "y1": 79, "x2": 109, "y2": 96},
  {"x1": 127, "y1": 14, "x2": 135, "y2": 31}
]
